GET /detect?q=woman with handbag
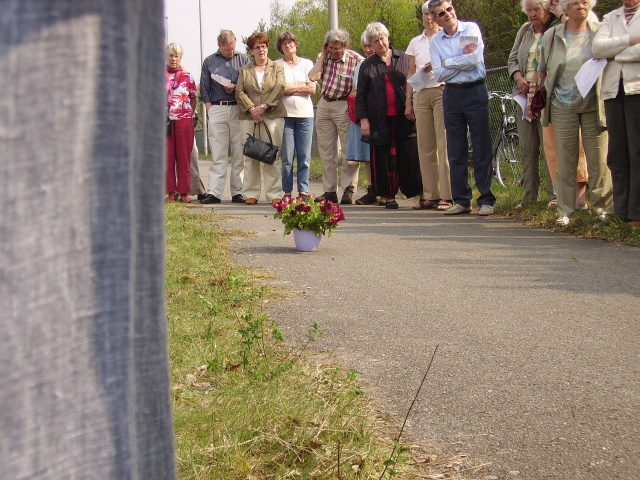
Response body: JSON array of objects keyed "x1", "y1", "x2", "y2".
[
  {"x1": 166, "y1": 43, "x2": 197, "y2": 203},
  {"x1": 508, "y1": 0, "x2": 556, "y2": 208},
  {"x1": 535, "y1": 0, "x2": 613, "y2": 225},
  {"x1": 236, "y1": 32, "x2": 286, "y2": 204}
]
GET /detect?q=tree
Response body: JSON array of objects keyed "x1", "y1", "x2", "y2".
[{"x1": 258, "y1": 0, "x2": 623, "y2": 68}]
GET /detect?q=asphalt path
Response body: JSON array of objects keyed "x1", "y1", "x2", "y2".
[{"x1": 193, "y1": 162, "x2": 640, "y2": 479}]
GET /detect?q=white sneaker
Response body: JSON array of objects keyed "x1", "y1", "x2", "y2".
[
  {"x1": 478, "y1": 204, "x2": 494, "y2": 216},
  {"x1": 555, "y1": 215, "x2": 570, "y2": 226},
  {"x1": 597, "y1": 212, "x2": 609, "y2": 221}
]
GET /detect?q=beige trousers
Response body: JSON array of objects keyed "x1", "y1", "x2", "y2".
[
  {"x1": 207, "y1": 104, "x2": 244, "y2": 198},
  {"x1": 549, "y1": 105, "x2": 613, "y2": 217},
  {"x1": 414, "y1": 85, "x2": 451, "y2": 201},
  {"x1": 241, "y1": 117, "x2": 284, "y2": 202},
  {"x1": 316, "y1": 98, "x2": 359, "y2": 193},
  {"x1": 542, "y1": 124, "x2": 589, "y2": 184}
]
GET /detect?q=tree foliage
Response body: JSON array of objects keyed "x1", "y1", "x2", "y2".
[{"x1": 252, "y1": 0, "x2": 622, "y2": 68}]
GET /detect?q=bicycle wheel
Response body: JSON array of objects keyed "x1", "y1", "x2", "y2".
[{"x1": 496, "y1": 128, "x2": 522, "y2": 187}]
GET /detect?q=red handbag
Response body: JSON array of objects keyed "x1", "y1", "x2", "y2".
[
  {"x1": 346, "y1": 94, "x2": 358, "y2": 124},
  {"x1": 530, "y1": 86, "x2": 546, "y2": 115}
]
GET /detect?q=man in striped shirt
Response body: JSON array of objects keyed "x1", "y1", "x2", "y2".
[{"x1": 309, "y1": 29, "x2": 363, "y2": 204}]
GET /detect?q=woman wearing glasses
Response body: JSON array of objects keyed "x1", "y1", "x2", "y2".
[
  {"x1": 236, "y1": 32, "x2": 286, "y2": 204},
  {"x1": 536, "y1": 0, "x2": 613, "y2": 225},
  {"x1": 508, "y1": 0, "x2": 555, "y2": 207},
  {"x1": 165, "y1": 43, "x2": 197, "y2": 203}
]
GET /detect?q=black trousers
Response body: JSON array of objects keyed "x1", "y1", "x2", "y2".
[
  {"x1": 604, "y1": 81, "x2": 640, "y2": 221},
  {"x1": 443, "y1": 82, "x2": 495, "y2": 207}
]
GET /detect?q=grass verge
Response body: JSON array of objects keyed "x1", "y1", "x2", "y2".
[
  {"x1": 493, "y1": 185, "x2": 640, "y2": 247},
  {"x1": 167, "y1": 205, "x2": 423, "y2": 479}
]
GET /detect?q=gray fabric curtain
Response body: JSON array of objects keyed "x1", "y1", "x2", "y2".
[{"x1": 1, "y1": 1, "x2": 176, "y2": 478}]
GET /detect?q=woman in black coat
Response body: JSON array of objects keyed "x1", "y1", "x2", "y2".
[{"x1": 356, "y1": 22, "x2": 422, "y2": 209}]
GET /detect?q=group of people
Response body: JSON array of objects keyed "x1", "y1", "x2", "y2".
[
  {"x1": 165, "y1": 0, "x2": 640, "y2": 226},
  {"x1": 510, "y1": 0, "x2": 639, "y2": 225}
]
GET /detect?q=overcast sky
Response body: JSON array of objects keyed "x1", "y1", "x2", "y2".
[{"x1": 165, "y1": 0, "x2": 297, "y2": 83}]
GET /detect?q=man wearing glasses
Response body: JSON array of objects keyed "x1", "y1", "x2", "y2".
[
  {"x1": 309, "y1": 29, "x2": 363, "y2": 204},
  {"x1": 428, "y1": 0, "x2": 496, "y2": 216}
]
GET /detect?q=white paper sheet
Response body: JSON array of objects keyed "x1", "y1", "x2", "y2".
[
  {"x1": 512, "y1": 93, "x2": 533, "y2": 122},
  {"x1": 407, "y1": 70, "x2": 430, "y2": 92},
  {"x1": 512, "y1": 93, "x2": 531, "y2": 122},
  {"x1": 211, "y1": 73, "x2": 232, "y2": 87},
  {"x1": 575, "y1": 58, "x2": 607, "y2": 98},
  {"x1": 459, "y1": 35, "x2": 478, "y2": 49}
]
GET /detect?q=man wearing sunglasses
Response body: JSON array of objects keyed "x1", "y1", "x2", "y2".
[{"x1": 428, "y1": 0, "x2": 496, "y2": 216}]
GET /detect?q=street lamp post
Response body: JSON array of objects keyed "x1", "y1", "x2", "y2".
[
  {"x1": 328, "y1": 0, "x2": 338, "y2": 30},
  {"x1": 199, "y1": 0, "x2": 208, "y2": 155}
]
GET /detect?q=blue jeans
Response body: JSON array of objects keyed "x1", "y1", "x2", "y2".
[{"x1": 281, "y1": 116, "x2": 314, "y2": 194}]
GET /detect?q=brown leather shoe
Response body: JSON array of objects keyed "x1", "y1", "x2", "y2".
[{"x1": 245, "y1": 197, "x2": 258, "y2": 204}]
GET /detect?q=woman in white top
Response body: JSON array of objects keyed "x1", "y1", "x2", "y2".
[
  {"x1": 593, "y1": 0, "x2": 640, "y2": 225},
  {"x1": 276, "y1": 31, "x2": 316, "y2": 199}
]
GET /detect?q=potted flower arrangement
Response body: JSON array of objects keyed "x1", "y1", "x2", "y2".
[{"x1": 272, "y1": 196, "x2": 346, "y2": 251}]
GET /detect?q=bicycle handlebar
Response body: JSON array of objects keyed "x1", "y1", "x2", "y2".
[{"x1": 488, "y1": 91, "x2": 514, "y2": 101}]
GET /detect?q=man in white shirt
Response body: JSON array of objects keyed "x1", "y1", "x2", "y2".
[{"x1": 406, "y1": 1, "x2": 452, "y2": 211}]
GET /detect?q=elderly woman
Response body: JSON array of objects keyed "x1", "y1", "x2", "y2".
[
  {"x1": 356, "y1": 22, "x2": 422, "y2": 209},
  {"x1": 593, "y1": 0, "x2": 640, "y2": 225},
  {"x1": 236, "y1": 32, "x2": 286, "y2": 204},
  {"x1": 508, "y1": 0, "x2": 555, "y2": 207},
  {"x1": 541, "y1": 0, "x2": 593, "y2": 209},
  {"x1": 275, "y1": 31, "x2": 315, "y2": 200},
  {"x1": 165, "y1": 43, "x2": 197, "y2": 203},
  {"x1": 536, "y1": 0, "x2": 613, "y2": 225},
  {"x1": 350, "y1": 32, "x2": 378, "y2": 205}
]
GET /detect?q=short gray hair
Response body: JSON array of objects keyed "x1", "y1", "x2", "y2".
[
  {"x1": 217, "y1": 30, "x2": 236, "y2": 45},
  {"x1": 360, "y1": 30, "x2": 369, "y2": 48},
  {"x1": 427, "y1": 0, "x2": 451, "y2": 16},
  {"x1": 364, "y1": 22, "x2": 390, "y2": 45},
  {"x1": 421, "y1": 1, "x2": 430, "y2": 14},
  {"x1": 166, "y1": 43, "x2": 183, "y2": 56},
  {"x1": 520, "y1": 0, "x2": 550, "y2": 13},
  {"x1": 325, "y1": 28, "x2": 349, "y2": 47},
  {"x1": 559, "y1": 0, "x2": 596, "y2": 12}
]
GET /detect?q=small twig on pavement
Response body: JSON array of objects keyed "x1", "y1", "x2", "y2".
[{"x1": 379, "y1": 344, "x2": 439, "y2": 480}]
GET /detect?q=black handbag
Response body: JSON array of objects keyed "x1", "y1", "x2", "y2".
[
  {"x1": 243, "y1": 123, "x2": 279, "y2": 165},
  {"x1": 166, "y1": 117, "x2": 172, "y2": 136}
]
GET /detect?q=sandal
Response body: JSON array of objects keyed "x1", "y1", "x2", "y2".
[
  {"x1": 412, "y1": 198, "x2": 439, "y2": 210},
  {"x1": 436, "y1": 200, "x2": 453, "y2": 211}
]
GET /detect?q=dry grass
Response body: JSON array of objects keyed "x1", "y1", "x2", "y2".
[{"x1": 166, "y1": 204, "x2": 486, "y2": 479}]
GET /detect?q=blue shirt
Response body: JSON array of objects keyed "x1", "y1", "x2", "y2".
[
  {"x1": 199, "y1": 50, "x2": 250, "y2": 103},
  {"x1": 430, "y1": 21, "x2": 486, "y2": 84}
]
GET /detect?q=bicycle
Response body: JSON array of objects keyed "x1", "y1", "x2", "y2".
[{"x1": 488, "y1": 91, "x2": 522, "y2": 188}]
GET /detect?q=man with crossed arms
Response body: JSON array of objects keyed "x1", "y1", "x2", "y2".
[{"x1": 429, "y1": 0, "x2": 496, "y2": 216}]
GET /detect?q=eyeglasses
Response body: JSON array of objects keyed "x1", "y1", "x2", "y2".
[
  {"x1": 252, "y1": 44, "x2": 268, "y2": 50},
  {"x1": 525, "y1": 7, "x2": 543, "y2": 14},
  {"x1": 327, "y1": 46, "x2": 345, "y2": 52},
  {"x1": 437, "y1": 6, "x2": 454, "y2": 17}
]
